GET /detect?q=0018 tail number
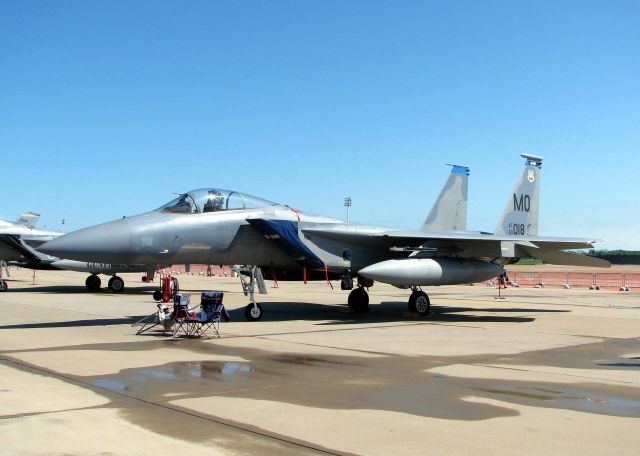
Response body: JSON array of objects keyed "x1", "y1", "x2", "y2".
[{"x1": 508, "y1": 223, "x2": 526, "y2": 235}]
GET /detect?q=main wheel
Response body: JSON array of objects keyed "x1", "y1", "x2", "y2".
[
  {"x1": 108, "y1": 276, "x2": 125, "y2": 293},
  {"x1": 413, "y1": 291, "x2": 431, "y2": 317},
  {"x1": 348, "y1": 287, "x2": 369, "y2": 312},
  {"x1": 152, "y1": 290, "x2": 163, "y2": 301},
  {"x1": 85, "y1": 274, "x2": 101, "y2": 291},
  {"x1": 0, "y1": 281, "x2": 7, "y2": 292},
  {"x1": 245, "y1": 303, "x2": 263, "y2": 321},
  {"x1": 408, "y1": 291, "x2": 418, "y2": 313}
]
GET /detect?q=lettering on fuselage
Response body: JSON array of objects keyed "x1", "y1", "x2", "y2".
[
  {"x1": 513, "y1": 193, "x2": 531, "y2": 212},
  {"x1": 87, "y1": 263, "x2": 144, "y2": 270}
]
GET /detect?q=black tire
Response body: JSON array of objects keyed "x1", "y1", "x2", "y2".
[
  {"x1": 0, "y1": 281, "x2": 7, "y2": 292},
  {"x1": 414, "y1": 291, "x2": 431, "y2": 317},
  {"x1": 152, "y1": 290, "x2": 163, "y2": 301},
  {"x1": 348, "y1": 288, "x2": 369, "y2": 312},
  {"x1": 408, "y1": 291, "x2": 419, "y2": 313},
  {"x1": 85, "y1": 274, "x2": 101, "y2": 291},
  {"x1": 245, "y1": 303, "x2": 263, "y2": 321},
  {"x1": 108, "y1": 276, "x2": 125, "y2": 293}
]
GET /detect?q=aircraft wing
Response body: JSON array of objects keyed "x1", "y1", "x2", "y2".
[
  {"x1": 0, "y1": 234, "x2": 44, "y2": 262},
  {"x1": 301, "y1": 225, "x2": 608, "y2": 267},
  {"x1": 302, "y1": 225, "x2": 598, "y2": 249}
]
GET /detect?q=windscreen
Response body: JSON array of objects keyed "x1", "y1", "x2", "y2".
[{"x1": 158, "y1": 188, "x2": 278, "y2": 214}]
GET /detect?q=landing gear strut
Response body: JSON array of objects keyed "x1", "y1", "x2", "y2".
[
  {"x1": 408, "y1": 288, "x2": 431, "y2": 316},
  {"x1": 85, "y1": 274, "x2": 101, "y2": 291},
  {"x1": 241, "y1": 266, "x2": 264, "y2": 321},
  {"x1": 1, "y1": 260, "x2": 9, "y2": 291}
]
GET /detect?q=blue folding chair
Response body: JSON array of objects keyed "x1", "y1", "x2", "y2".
[{"x1": 186, "y1": 292, "x2": 228, "y2": 338}]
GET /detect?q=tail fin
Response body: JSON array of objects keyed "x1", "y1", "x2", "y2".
[
  {"x1": 421, "y1": 164, "x2": 469, "y2": 232},
  {"x1": 495, "y1": 154, "x2": 542, "y2": 236},
  {"x1": 16, "y1": 212, "x2": 40, "y2": 228}
]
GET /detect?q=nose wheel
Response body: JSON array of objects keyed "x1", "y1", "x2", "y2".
[
  {"x1": 0, "y1": 280, "x2": 7, "y2": 292},
  {"x1": 244, "y1": 303, "x2": 263, "y2": 321}
]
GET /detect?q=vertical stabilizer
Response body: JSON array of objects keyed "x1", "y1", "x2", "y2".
[
  {"x1": 16, "y1": 212, "x2": 40, "y2": 228},
  {"x1": 495, "y1": 154, "x2": 542, "y2": 236},
  {"x1": 421, "y1": 164, "x2": 469, "y2": 232}
]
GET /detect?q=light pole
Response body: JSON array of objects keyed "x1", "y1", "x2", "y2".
[{"x1": 344, "y1": 196, "x2": 352, "y2": 222}]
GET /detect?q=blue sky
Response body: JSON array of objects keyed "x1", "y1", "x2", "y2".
[{"x1": 1, "y1": 1, "x2": 638, "y2": 249}]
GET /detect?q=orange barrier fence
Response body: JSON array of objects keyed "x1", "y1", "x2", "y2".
[{"x1": 505, "y1": 271, "x2": 639, "y2": 290}]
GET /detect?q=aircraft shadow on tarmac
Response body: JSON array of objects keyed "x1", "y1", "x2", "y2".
[
  {"x1": 0, "y1": 297, "x2": 569, "y2": 330},
  {"x1": 223, "y1": 301, "x2": 569, "y2": 325},
  {"x1": 0, "y1": 317, "x2": 146, "y2": 330},
  {"x1": 2, "y1": 284, "x2": 157, "y2": 294}
]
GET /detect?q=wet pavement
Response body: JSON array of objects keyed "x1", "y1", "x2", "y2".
[{"x1": 1, "y1": 268, "x2": 639, "y2": 455}]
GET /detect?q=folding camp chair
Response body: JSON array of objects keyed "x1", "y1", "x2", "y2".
[
  {"x1": 170, "y1": 293, "x2": 195, "y2": 337},
  {"x1": 185, "y1": 291, "x2": 227, "y2": 338}
]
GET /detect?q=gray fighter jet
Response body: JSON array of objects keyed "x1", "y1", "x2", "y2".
[
  {"x1": 41, "y1": 155, "x2": 608, "y2": 320},
  {"x1": 0, "y1": 213, "x2": 157, "y2": 292},
  {"x1": 0, "y1": 213, "x2": 62, "y2": 291}
]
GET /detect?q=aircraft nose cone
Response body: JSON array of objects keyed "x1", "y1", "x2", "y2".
[{"x1": 40, "y1": 219, "x2": 133, "y2": 263}]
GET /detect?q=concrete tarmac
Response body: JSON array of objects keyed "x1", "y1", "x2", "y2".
[{"x1": 1, "y1": 267, "x2": 639, "y2": 455}]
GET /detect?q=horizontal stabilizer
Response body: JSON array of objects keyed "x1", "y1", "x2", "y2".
[{"x1": 519, "y1": 246, "x2": 611, "y2": 268}]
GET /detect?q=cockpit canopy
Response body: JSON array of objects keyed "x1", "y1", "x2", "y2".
[{"x1": 158, "y1": 188, "x2": 278, "y2": 214}]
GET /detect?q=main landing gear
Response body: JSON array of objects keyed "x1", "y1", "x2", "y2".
[
  {"x1": 348, "y1": 285, "x2": 432, "y2": 316},
  {"x1": 85, "y1": 274, "x2": 126, "y2": 293},
  {"x1": 408, "y1": 287, "x2": 431, "y2": 316},
  {"x1": 348, "y1": 287, "x2": 369, "y2": 312},
  {"x1": 347, "y1": 276, "x2": 373, "y2": 312}
]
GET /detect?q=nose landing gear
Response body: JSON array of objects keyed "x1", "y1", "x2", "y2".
[{"x1": 238, "y1": 266, "x2": 266, "y2": 321}]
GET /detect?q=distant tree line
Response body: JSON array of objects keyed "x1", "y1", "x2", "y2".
[{"x1": 586, "y1": 250, "x2": 640, "y2": 256}]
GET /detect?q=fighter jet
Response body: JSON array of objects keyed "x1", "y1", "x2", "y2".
[
  {"x1": 41, "y1": 155, "x2": 607, "y2": 320},
  {"x1": 0, "y1": 213, "x2": 157, "y2": 292},
  {"x1": 0, "y1": 213, "x2": 62, "y2": 291}
]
